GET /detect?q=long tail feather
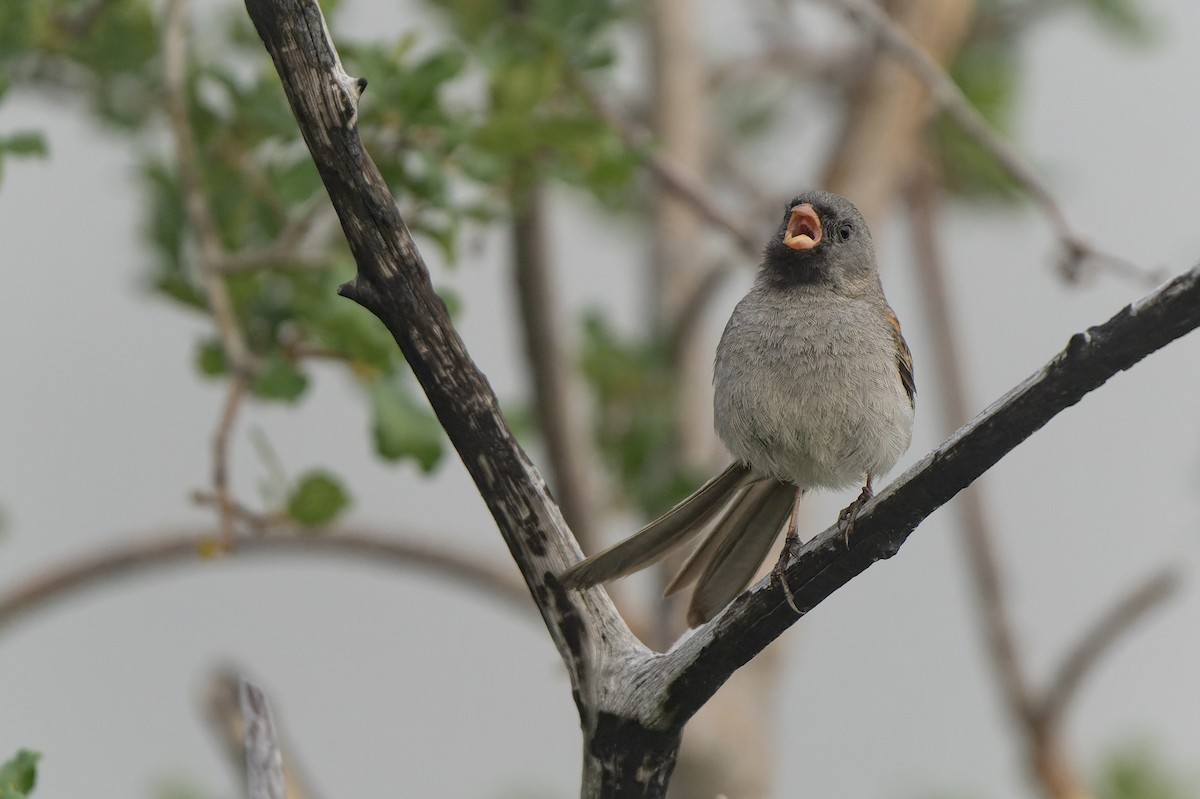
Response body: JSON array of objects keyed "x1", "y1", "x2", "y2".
[
  {"x1": 664, "y1": 480, "x2": 777, "y2": 596},
  {"x1": 686, "y1": 481, "x2": 794, "y2": 626},
  {"x1": 560, "y1": 463, "x2": 755, "y2": 588}
]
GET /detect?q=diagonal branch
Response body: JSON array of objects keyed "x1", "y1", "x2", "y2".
[
  {"x1": 1039, "y1": 567, "x2": 1181, "y2": 729},
  {"x1": 575, "y1": 78, "x2": 761, "y2": 258},
  {"x1": 821, "y1": 0, "x2": 1162, "y2": 285},
  {"x1": 572, "y1": 76, "x2": 757, "y2": 350},
  {"x1": 242, "y1": 0, "x2": 642, "y2": 729},
  {"x1": 821, "y1": 0, "x2": 975, "y2": 226},
  {"x1": 653, "y1": 260, "x2": 1200, "y2": 722}
]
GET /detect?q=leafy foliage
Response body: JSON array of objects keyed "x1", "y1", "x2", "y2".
[
  {"x1": 0, "y1": 750, "x2": 39, "y2": 799},
  {"x1": 250, "y1": 354, "x2": 309, "y2": 403},
  {"x1": 0, "y1": 0, "x2": 1162, "y2": 526},
  {"x1": 287, "y1": 470, "x2": 352, "y2": 527},
  {"x1": 580, "y1": 313, "x2": 705, "y2": 515},
  {"x1": 0, "y1": 129, "x2": 47, "y2": 184},
  {"x1": 934, "y1": 0, "x2": 1152, "y2": 201},
  {"x1": 1095, "y1": 744, "x2": 1196, "y2": 799},
  {"x1": 425, "y1": 0, "x2": 636, "y2": 204},
  {"x1": 1075, "y1": 0, "x2": 1153, "y2": 44},
  {"x1": 369, "y1": 379, "x2": 445, "y2": 472},
  {"x1": 934, "y1": 39, "x2": 1023, "y2": 201},
  {"x1": 0, "y1": 0, "x2": 639, "y2": 479}
]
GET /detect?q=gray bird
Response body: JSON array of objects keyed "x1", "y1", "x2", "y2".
[{"x1": 562, "y1": 190, "x2": 915, "y2": 626}]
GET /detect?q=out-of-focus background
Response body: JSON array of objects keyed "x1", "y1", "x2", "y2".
[{"x1": 1, "y1": 0, "x2": 1198, "y2": 797}]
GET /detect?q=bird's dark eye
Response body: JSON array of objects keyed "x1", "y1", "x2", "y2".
[{"x1": 838, "y1": 223, "x2": 854, "y2": 241}]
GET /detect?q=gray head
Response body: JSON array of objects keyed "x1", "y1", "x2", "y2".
[{"x1": 760, "y1": 190, "x2": 878, "y2": 294}]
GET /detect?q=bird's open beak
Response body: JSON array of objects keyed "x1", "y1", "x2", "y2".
[{"x1": 783, "y1": 204, "x2": 822, "y2": 250}]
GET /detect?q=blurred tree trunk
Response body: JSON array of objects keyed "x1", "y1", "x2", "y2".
[
  {"x1": 511, "y1": 180, "x2": 603, "y2": 550},
  {"x1": 648, "y1": 0, "x2": 717, "y2": 474},
  {"x1": 824, "y1": 0, "x2": 977, "y2": 226}
]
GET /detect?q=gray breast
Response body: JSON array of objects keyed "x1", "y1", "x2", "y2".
[{"x1": 713, "y1": 286, "x2": 913, "y2": 489}]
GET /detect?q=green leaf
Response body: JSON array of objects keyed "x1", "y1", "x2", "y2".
[
  {"x1": 369, "y1": 381, "x2": 444, "y2": 472},
  {"x1": 0, "y1": 131, "x2": 47, "y2": 157},
  {"x1": 1075, "y1": 0, "x2": 1154, "y2": 45},
  {"x1": 299, "y1": 284, "x2": 398, "y2": 374},
  {"x1": 251, "y1": 355, "x2": 308, "y2": 403},
  {"x1": 394, "y1": 48, "x2": 467, "y2": 112},
  {"x1": 0, "y1": 749, "x2": 40, "y2": 798},
  {"x1": 194, "y1": 339, "x2": 228, "y2": 378},
  {"x1": 1095, "y1": 744, "x2": 1192, "y2": 799},
  {"x1": 935, "y1": 40, "x2": 1023, "y2": 201},
  {"x1": 0, "y1": 131, "x2": 48, "y2": 186},
  {"x1": 286, "y1": 470, "x2": 351, "y2": 527},
  {"x1": 579, "y1": 312, "x2": 689, "y2": 515},
  {"x1": 139, "y1": 159, "x2": 196, "y2": 302}
]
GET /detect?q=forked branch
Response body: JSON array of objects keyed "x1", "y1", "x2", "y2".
[{"x1": 243, "y1": 0, "x2": 1200, "y2": 795}]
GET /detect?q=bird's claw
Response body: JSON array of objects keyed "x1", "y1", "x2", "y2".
[
  {"x1": 772, "y1": 530, "x2": 803, "y2": 616},
  {"x1": 837, "y1": 479, "x2": 874, "y2": 547}
]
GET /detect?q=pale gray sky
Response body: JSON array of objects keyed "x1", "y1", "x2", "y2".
[{"x1": 1, "y1": 1, "x2": 1199, "y2": 797}]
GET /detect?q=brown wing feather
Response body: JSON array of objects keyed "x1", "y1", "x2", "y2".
[{"x1": 886, "y1": 309, "x2": 916, "y2": 407}]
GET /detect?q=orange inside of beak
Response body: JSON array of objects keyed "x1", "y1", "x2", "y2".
[{"x1": 783, "y1": 204, "x2": 822, "y2": 250}]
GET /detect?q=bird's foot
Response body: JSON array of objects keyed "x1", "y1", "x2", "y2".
[
  {"x1": 771, "y1": 530, "x2": 803, "y2": 616},
  {"x1": 837, "y1": 476, "x2": 874, "y2": 547},
  {"x1": 772, "y1": 487, "x2": 806, "y2": 616}
]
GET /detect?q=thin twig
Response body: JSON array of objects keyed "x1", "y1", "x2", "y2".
[
  {"x1": 574, "y1": 78, "x2": 761, "y2": 258},
  {"x1": 164, "y1": 1, "x2": 264, "y2": 551},
  {"x1": 1040, "y1": 567, "x2": 1181, "y2": 728},
  {"x1": 215, "y1": 199, "x2": 333, "y2": 274},
  {"x1": 163, "y1": 0, "x2": 254, "y2": 369},
  {"x1": 212, "y1": 376, "x2": 250, "y2": 550},
  {"x1": 821, "y1": 0, "x2": 1164, "y2": 285},
  {"x1": 0, "y1": 528, "x2": 532, "y2": 635},
  {"x1": 191, "y1": 489, "x2": 282, "y2": 531},
  {"x1": 572, "y1": 73, "x2": 766, "y2": 352}
]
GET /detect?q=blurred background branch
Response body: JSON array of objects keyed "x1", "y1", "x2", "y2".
[
  {"x1": 207, "y1": 668, "x2": 316, "y2": 799},
  {"x1": 0, "y1": 527, "x2": 532, "y2": 636}
]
